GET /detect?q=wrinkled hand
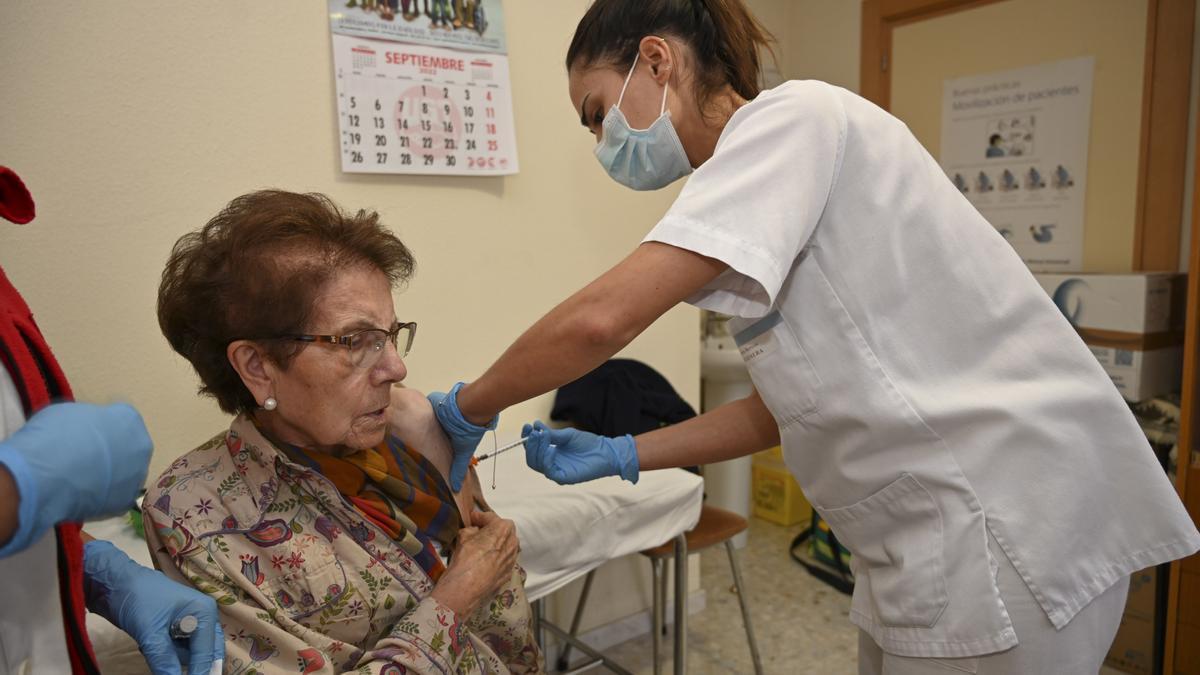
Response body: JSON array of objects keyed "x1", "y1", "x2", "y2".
[
  {"x1": 432, "y1": 510, "x2": 519, "y2": 617},
  {"x1": 0, "y1": 402, "x2": 151, "y2": 556},
  {"x1": 428, "y1": 382, "x2": 497, "y2": 492},
  {"x1": 522, "y1": 420, "x2": 639, "y2": 485},
  {"x1": 84, "y1": 540, "x2": 224, "y2": 675}
]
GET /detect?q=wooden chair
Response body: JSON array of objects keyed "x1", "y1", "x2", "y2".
[
  {"x1": 552, "y1": 505, "x2": 763, "y2": 674},
  {"x1": 639, "y1": 504, "x2": 764, "y2": 675}
]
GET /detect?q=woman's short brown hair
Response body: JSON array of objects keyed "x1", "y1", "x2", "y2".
[{"x1": 158, "y1": 190, "x2": 415, "y2": 415}]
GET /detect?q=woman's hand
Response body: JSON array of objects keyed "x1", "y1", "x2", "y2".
[
  {"x1": 522, "y1": 421, "x2": 639, "y2": 484},
  {"x1": 83, "y1": 540, "x2": 225, "y2": 675},
  {"x1": 428, "y1": 382, "x2": 497, "y2": 492},
  {"x1": 430, "y1": 510, "x2": 519, "y2": 617}
]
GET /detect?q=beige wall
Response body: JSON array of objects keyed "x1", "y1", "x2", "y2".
[
  {"x1": 0, "y1": 1, "x2": 699, "y2": 481},
  {"x1": 745, "y1": 0, "x2": 862, "y2": 91},
  {"x1": 890, "y1": 0, "x2": 1150, "y2": 273},
  {"x1": 784, "y1": 0, "x2": 863, "y2": 91}
]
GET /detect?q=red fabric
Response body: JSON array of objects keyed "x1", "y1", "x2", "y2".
[
  {"x1": 0, "y1": 265, "x2": 99, "y2": 673},
  {"x1": 0, "y1": 166, "x2": 35, "y2": 225}
]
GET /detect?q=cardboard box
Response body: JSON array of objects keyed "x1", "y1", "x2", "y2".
[
  {"x1": 1123, "y1": 566, "x2": 1157, "y2": 622},
  {"x1": 1086, "y1": 343, "x2": 1182, "y2": 403},
  {"x1": 1034, "y1": 272, "x2": 1185, "y2": 402},
  {"x1": 1104, "y1": 567, "x2": 1160, "y2": 674},
  {"x1": 1033, "y1": 273, "x2": 1182, "y2": 334},
  {"x1": 754, "y1": 445, "x2": 783, "y2": 462},
  {"x1": 1104, "y1": 613, "x2": 1155, "y2": 675},
  {"x1": 751, "y1": 456, "x2": 810, "y2": 526}
]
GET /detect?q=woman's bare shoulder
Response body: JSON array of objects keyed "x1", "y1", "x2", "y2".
[
  {"x1": 387, "y1": 386, "x2": 451, "y2": 475},
  {"x1": 386, "y1": 386, "x2": 491, "y2": 517}
]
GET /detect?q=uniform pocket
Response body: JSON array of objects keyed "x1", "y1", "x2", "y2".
[
  {"x1": 732, "y1": 311, "x2": 822, "y2": 426},
  {"x1": 819, "y1": 474, "x2": 948, "y2": 629}
]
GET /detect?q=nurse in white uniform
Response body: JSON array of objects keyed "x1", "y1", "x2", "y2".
[{"x1": 429, "y1": 1, "x2": 1200, "y2": 672}]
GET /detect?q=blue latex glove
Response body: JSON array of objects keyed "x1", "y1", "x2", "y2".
[
  {"x1": 84, "y1": 540, "x2": 224, "y2": 675},
  {"x1": 428, "y1": 382, "x2": 497, "y2": 492},
  {"x1": 522, "y1": 420, "x2": 639, "y2": 485},
  {"x1": 0, "y1": 402, "x2": 151, "y2": 557}
]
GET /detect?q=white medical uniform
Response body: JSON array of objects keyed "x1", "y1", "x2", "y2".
[
  {"x1": 0, "y1": 368, "x2": 72, "y2": 674},
  {"x1": 644, "y1": 80, "x2": 1200, "y2": 665}
]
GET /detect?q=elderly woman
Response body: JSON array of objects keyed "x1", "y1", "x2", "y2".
[{"x1": 144, "y1": 191, "x2": 542, "y2": 674}]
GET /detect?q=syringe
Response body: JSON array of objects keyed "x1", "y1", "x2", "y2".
[{"x1": 474, "y1": 436, "x2": 529, "y2": 462}]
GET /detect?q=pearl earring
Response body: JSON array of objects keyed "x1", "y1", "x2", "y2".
[{"x1": 263, "y1": 397, "x2": 277, "y2": 411}]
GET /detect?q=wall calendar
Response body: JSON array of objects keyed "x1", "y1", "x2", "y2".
[{"x1": 329, "y1": 1, "x2": 518, "y2": 176}]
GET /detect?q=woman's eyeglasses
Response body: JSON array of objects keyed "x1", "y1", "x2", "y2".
[{"x1": 277, "y1": 321, "x2": 417, "y2": 369}]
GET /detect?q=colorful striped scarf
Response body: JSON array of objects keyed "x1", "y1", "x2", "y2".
[{"x1": 278, "y1": 434, "x2": 461, "y2": 581}]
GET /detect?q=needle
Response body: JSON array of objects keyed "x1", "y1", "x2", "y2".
[{"x1": 474, "y1": 436, "x2": 529, "y2": 462}]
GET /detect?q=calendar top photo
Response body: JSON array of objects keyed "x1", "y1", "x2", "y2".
[{"x1": 329, "y1": 0, "x2": 508, "y2": 54}]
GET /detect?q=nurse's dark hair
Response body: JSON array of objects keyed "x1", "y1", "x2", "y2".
[{"x1": 566, "y1": 0, "x2": 774, "y2": 112}]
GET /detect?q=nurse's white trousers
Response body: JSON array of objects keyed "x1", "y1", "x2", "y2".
[{"x1": 858, "y1": 532, "x2": 1130, "y2": 675}]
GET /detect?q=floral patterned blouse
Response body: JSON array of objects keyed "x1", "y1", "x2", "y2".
[{"x1": 143, "y1": 415, "x2": 543, "y2": 674}]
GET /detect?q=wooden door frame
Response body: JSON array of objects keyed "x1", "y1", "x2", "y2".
[
  {"x1": 1167, "y1": 77, "x2": 1200, "y2": 675},
  {"x1": 861, "y1": 0, "x2": 1196, "y2": 272}
]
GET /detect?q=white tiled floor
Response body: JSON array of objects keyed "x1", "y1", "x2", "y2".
[
  {"x1": 561, "y1": 517, "x2": 1138, "y2": 674},
  {"x1": 559, "y1": 517, "x2": 860, "y2": 674}
]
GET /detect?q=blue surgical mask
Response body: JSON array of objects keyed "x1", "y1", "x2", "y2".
[{"x1": 594, "y1": 52, "x2": 694, "y2": 191}]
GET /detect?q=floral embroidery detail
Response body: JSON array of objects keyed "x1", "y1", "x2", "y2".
[
  {"x1": 270, "y1": 554, "x2": 286, "y2": 571},
  {"x1": 240, "y1": 554, "x2": 265, "y2": 586},
  {"x1": 296, "y1": 647, "x2": 325, "y2": 674},
  {"x1": 275, "y1": 589, "x2": 295, "y2": 609},
  {"x1": 245, "y1": 519, "x2": 293, "y2": 547},
  {"x1": 195, "y1": 498, "x2": 213, "y2": 515},
  {"x1": 246, "y1": 633, "x2": 278, "y2": 662},
  {"x1": 347, "y1": 600, "x2": 364, "y2": 616},
  {"x1": 287, "y1": 551, "x2": 305, "y2": 570},
  {"x1": 379, "y1": 662, "x2": 408, "y2": 674},
  {"x1": 315, "y1": 515, "x2": 341, "y2": 542},
  {"x1": 347, "y1": 521, "x2": 375, "y2": 543}
]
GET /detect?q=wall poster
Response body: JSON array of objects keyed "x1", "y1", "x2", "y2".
[{"x1": 940, "y1": 57, "x2": 1094, "y2": 271}]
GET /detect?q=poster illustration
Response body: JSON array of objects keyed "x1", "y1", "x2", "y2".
[
  {"x1": 330, "y1": 0, "x2": 507, "y2": 54},
  {"x1": 940, "y1": 57, "x2": 1094, "y2": 271}
]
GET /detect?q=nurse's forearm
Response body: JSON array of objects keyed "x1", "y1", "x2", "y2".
[
  {"x1": 636, "y1": 391, "x2": 780, "y2": 470},
  {"x1": 458, "y1": 242, "x2": 726, "y2": 424}
]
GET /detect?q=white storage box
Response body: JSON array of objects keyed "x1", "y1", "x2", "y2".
[
  {"x1": 1034, "y1": 272, "x2": 1185, "y2": 402},
  {"x1": 1086, "y1": 343, "x2": 1183, "y2": 403},
  {"x1": 1033, "y1": 272, "x2": 1182, "y2": 334}
]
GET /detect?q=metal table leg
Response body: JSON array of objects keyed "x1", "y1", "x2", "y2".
[
  {"x1": 539, "y1": 620, "x2": 635, "y2": 675},
  {"x1": 726, "y1": 539, "x2": 763, "y2": 675},
  {"x1": 556, "y1": 569, "x2": 597, "y2": 671},
  {"x1": 651, "y1": 558, "x2": 664, "y2": 675},
  {"x1": 532, "y1": 597, "x2": 546, "y2": 650},
  {"x1": 673, "y1": 533, "x2": 687, "y2": 675}
]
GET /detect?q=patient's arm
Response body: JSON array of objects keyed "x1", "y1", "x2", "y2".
[{"x1": 388, "y1": 386, "x2": 489, "y2": 523}]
